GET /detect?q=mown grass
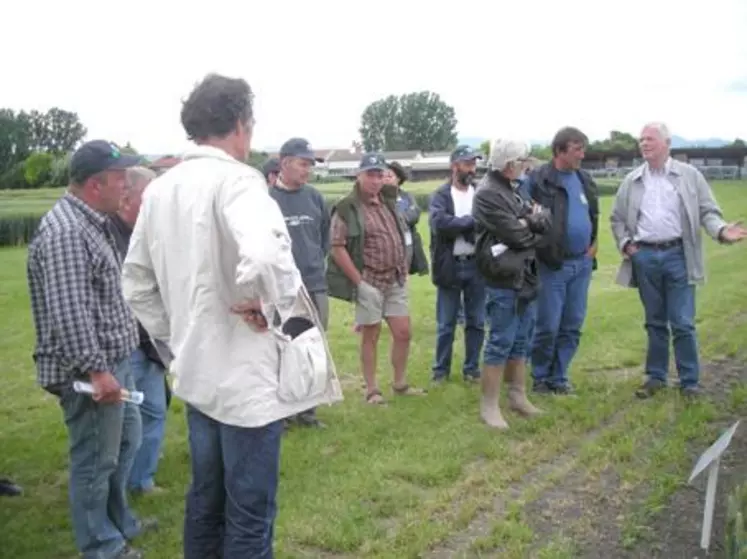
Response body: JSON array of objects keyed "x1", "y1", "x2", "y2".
[{"x1": 0, "y1": 182, "x2": 746, "y2": 558}]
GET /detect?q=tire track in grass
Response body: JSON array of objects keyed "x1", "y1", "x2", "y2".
[
  {"x1": 422, "y1": 372, "x2": 639, "y2": 559},
  {"x1": 511, "y1": 358, "x2": 747, "y2": 559}
]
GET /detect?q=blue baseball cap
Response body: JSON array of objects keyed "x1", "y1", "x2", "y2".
[
  {"x1": 450, "y1": 145, "x2": 483, "y2": 163},
  {"x1": 69, "y1": 140, "x2": 142, "y2": 183},
  {"x1": 279, "y1": 138, "x2": 323, "y2": 163},
  {"x1": 358, "y1": 152, "x2": 388, "y2": 172}
]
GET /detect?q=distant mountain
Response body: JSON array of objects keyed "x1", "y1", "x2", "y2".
[{"x1": 670, "y1": 136, "x2": 730, "y2": 149}]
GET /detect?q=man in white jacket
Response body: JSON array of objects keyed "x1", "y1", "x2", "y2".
[{"x1": 121, "y1": 73, "x2": 342, "y2": 559}]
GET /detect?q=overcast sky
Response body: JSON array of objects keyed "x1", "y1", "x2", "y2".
[{"x1": 2, "y1": 0, "x2": 745, "y2": 155}]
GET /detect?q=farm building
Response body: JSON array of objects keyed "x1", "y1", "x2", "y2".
[{"x1": 582, "y1": 146, "x2": 747, "y2": 180}]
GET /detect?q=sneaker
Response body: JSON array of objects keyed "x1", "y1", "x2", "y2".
[
  {"x1": 296, "y1": 412, "x2": 326, "y2": 429},
  {"x1": 116, "y1": 546, "x2": 144, "y2": 559},
  {"x1": 532, "y1": 382, "x2": 553, "y2": 395},
  {"x1": 635, "y1": 378, "x2": 666, "y2": 399},
  {"x1": 551, "y1": 384, "x2": 575, "y2": 396},
  {"x1": 680, "y1": 385, "x2": 701, "y2": 399},
  {"x1": 0, "y1": 478, "x2": 22, "y2": 497}
]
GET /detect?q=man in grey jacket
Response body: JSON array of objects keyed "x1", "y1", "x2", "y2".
[
  {"x1": 610, "y1": 122, "x2": 747, "y2": 399},
  {"x1": 269, "y1": 137, "x2": 329, "y2": 428}
]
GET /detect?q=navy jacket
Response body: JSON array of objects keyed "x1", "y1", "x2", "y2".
[{"x1": 428, "y1": 182, "x2": 477, "y2": 288}]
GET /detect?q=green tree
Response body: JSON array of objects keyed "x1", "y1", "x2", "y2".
[
  {"x1": 480, "y1": 140, "x2": 490, "y2": 156},
  {"x1": 26, "y1": 107, "x2": 87, "y2": 154},
  {"x1": 531, "y1": 144, "x2": 552, "y2": 160},
  {"x1": 359, "y1": 91, "x2": 458, "y2": 152},
  {"x1": 730, "y1": 138, "x2": 745, "y2": 148},
  {"x1": 120, "y1": 142, "x2": 138, "y2": 155},
  {"x1": 0, "y1": 109, "x2": 32, "y2": 175},
  {"x1": 247, "y1": 150, "x2": 269, "y2": 169},
  {"x1": 589, "y1": 130, "x2": 638, "y2": 152},
  {"x1": 23, "y1": 152, "x2": 55, "y2": 187}
]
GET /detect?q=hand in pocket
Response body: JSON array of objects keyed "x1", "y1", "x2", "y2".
[{"x1": 357, "y1": 281, "x2": 380, "y2": 304}]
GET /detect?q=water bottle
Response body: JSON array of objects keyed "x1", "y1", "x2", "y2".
[{"x1": 72, "y1": 381, "x2": 145, "y2": 405}]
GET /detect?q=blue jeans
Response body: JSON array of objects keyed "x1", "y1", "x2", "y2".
[
  {"x1": 632, "y1": 245, "x2": 699, "y2": 387},
  {"x1": 432, "y1": 257, "x2": 486, "y2": 380},
  {"x1": 127, "y1": 348, "x2": 167, "y2": 492},
  {"x1": 60, "y1": 358, "x2": 143, "y2": 559},
  {"x1": 483, "y1": 287, "x2": 537, "y2": 366},
  {"x1": 184, "y1": 405, "x2": 283, "y2": 559},
  {"x1": 531, "y1": 256, "x2": 593, "y2": 388}
]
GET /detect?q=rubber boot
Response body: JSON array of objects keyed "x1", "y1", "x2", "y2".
[
  {"x1": 505, "y1": 359, "x2": 544, "y2": 417},
  {"x1": 480, "y1": 365, "x2": 509, "y2": 429}
]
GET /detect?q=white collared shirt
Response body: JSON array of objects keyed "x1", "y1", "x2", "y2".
[
  {"x1": 451, "y1": 185, "x2": 476, "y2": 255},
  {"x1": 635, "y1": 157, "x2": 683, "y2": 242}
]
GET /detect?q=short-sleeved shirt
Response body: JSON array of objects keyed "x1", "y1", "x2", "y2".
[{"x1": 330, "y1": 197, "x2": 406, "y2": 290}]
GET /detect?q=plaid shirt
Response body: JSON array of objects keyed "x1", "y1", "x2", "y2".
[{"x1": 27, "y1": 193, "x2": 139, "y2": 388}]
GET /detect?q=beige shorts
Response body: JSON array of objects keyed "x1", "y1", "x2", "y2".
[{"x1": 355, "y1": 282, "x2": 409, "y2": 326}]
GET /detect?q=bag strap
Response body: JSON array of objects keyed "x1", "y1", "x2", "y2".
[{"x1": 271, "y1": 284, "x2": 324, "y2": 341}]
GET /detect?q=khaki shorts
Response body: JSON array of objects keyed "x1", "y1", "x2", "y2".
[{"x1": 355, "y1": 282, "x2": 409, "y2": 326}]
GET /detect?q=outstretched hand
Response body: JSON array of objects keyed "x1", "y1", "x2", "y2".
[{"x1": 720, "y1": 221, "x2": 747, "y2": 244}]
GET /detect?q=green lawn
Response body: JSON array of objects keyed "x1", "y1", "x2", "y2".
[
  {"x1": 0, "y1": 179, "x2": 623, "y2": 217},
  {"x1": 1, "y1": 182, "x2": 746, "y2": 558}
]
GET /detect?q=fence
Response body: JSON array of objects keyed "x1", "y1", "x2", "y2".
[{"x1": 587, "y1": 166, "x2": 746, "y2": 181}]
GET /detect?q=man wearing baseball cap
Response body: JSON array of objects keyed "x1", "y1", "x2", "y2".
[
  {"x1": 262, "y1": 157, "x2": 281, "y2": 187},
  {"x1": 27, "y1": 140, "x2": 155, "y2": 558},
  {"x1": 269, "y1": 138, "x2": 330, "y2": 428},
  {"x1": 327, "y1": 153, "x2": 426, "y2": 405},
  {"x1": 428, "y1": 145, "x2": 486, "y2": 385}
]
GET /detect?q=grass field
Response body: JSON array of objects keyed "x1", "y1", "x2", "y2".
[
  {"x1": 0, "y1": 179, "x2": 624, "y2": 217},
  {"x1": 1, "y1": 182, "x2": 746, "y2": 558}
]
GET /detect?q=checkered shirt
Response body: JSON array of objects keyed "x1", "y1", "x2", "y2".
[{"x1": 26, "y1": 193, "x2": 139, "y2": 388}]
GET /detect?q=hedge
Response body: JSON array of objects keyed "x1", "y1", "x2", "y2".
[{"x1": 0, "y1": 185, "x2": 620, "y2": 248}]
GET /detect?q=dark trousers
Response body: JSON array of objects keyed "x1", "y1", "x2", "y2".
[
  {"x1": 432, "y1": 257, "x2": 486, "y2": 380},
  {"x1": 183, "y1": 405, "x2": 284, "y2": 559}
]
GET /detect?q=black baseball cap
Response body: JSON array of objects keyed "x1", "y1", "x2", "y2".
[
  {"x1": 450, "y1": 145, "x2": 482, "y2": 163},
  {"x1": 387, "y1": 161, "x2": 408, "y2": 184},
  {"x1": 279, "y1": 138, "x2": 323, "y2": 163},
  {"x1": 358, "y1": 152, "x2": 388, "y2": 172},
  {"x1": 69, "y1": 140, "x2": 142, "y2": 183},
  {"x1": 262, "y1": 158, "x2": 280, "y2": 178}
]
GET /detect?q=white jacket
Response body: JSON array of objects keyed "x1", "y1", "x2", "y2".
[{"x1": 121, "y1": 145, "x2": 343, "y2": 428}]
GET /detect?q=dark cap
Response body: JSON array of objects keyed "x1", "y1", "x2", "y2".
[
  {"x1": 450, "y1": 144, "x2": 482, "y2": 163},
  {"x1": 70, "y1": 140, "x2": 142, "y2": 184},
  {"x1": 358, "y1": 152, "x2": 388, "y2": 172},
  {"x1": 279, "y1": 137, "x2": 323, "y2": 163},
  {"x1": 387, "y1": 161, "x2": 408, "y2": 184},
  {"x1": 261, "y1": 158, "x2": 280, "y2": 178}
]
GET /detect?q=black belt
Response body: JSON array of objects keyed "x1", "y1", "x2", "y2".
[
  {"x1": 637, "y1": 238, "x2": 682, "y2": 250},
  {"x1": 455, "y1": 254, "x2": 475, "y2": 261}
]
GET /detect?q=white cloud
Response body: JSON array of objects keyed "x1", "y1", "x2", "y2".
[{"x1": 1, "y1": 0, "x2": 745, "y2": 154}]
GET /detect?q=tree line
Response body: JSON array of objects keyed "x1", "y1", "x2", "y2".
[
  {"x1": 3, "y1": 98, "x2": 744, "y2": 191},
  {"x1": 0, "y1": 108, "x2": 87, "y2": 189}
]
